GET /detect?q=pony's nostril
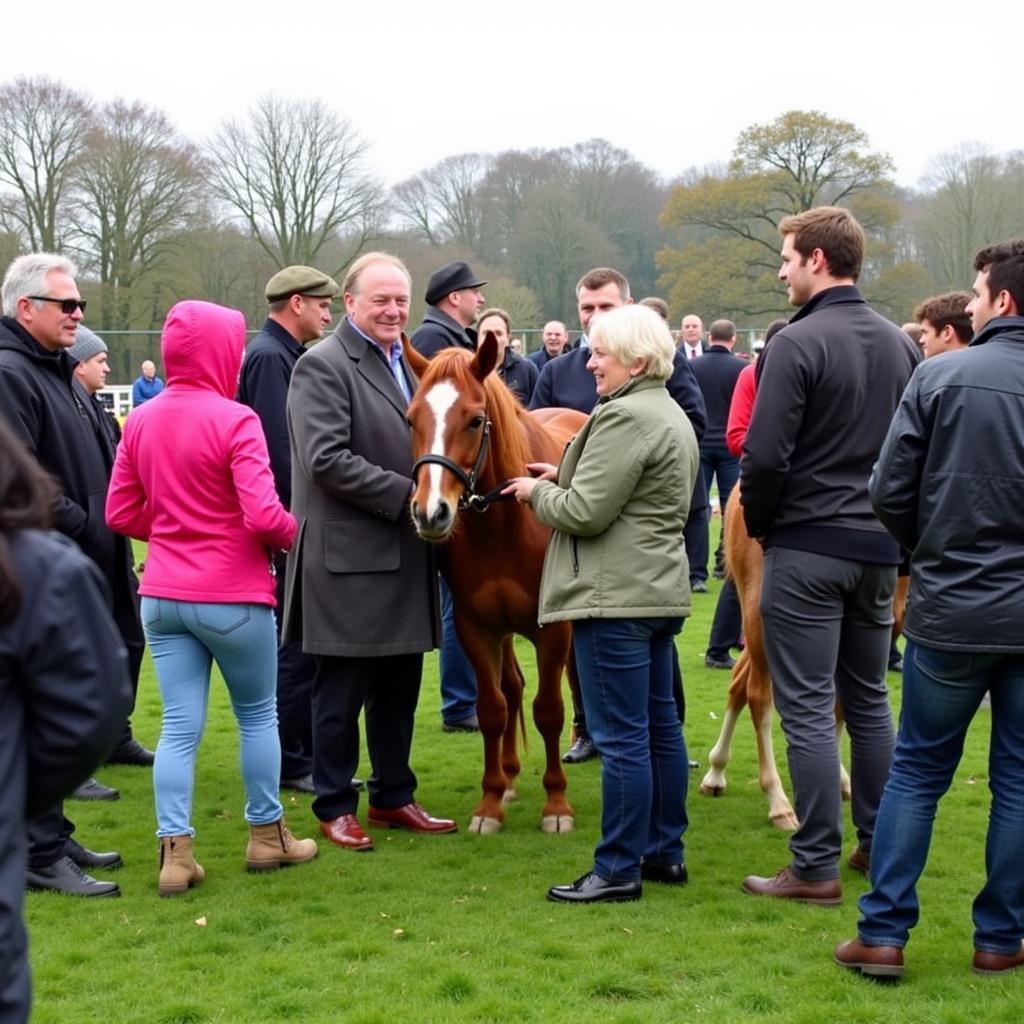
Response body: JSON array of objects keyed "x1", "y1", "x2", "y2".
[{"x1": 435, "y1": 503, "x2": 450, "y2": 524}]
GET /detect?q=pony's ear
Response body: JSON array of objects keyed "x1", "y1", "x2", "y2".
[
  {"x1": 402, "y1": 333, "x2": 429, "y2": 379},
  {"x1": 473, "y1": 330, "x2": 499, "y2": 381}
]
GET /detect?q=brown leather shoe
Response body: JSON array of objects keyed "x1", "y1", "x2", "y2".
[
  {"x1": 834, "y1": 938, "x2": 905, "y2": 978},
  {"x1": 742, "y1": 866, "x2": 842, "y2": 906},
  {"x1": 367, "y1": 802, "x2": 458, "y2": 834},
  {"x1": 319, "y1": 814, "x2": 373, "y2": 852},
  {"x1": 848, "y1": 847, "x2": 870, "y2": 875},
  {"x1": 973, "y1": 943, "x2": 1024, "y2": 975}
]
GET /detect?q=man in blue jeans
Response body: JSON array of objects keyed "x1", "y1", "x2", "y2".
[{"x1": 836, "y1": 237, "x2": 1024, "y2": 979}]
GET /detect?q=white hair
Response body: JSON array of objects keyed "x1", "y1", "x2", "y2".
[
  {"x1": 590, "y1": 304, "x2": 677, "y2": 381},
  {"x1": 2, "y1": 253, "x2": 78, "y2": 317}
]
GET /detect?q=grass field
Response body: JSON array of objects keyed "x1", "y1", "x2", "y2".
[{"x1": 25, "y1": 552, "x2": 1019, "y2": 1023}]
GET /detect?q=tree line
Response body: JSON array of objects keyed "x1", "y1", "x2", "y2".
[{"x1": 2, "y1": 77, "x2": 1022, "y2": 351}]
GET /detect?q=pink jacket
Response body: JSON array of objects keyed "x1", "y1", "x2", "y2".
[{"x1": 106, "y1": 300, "x2": 296, "y2": 606}]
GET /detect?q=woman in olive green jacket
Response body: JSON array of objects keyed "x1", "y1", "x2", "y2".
[{"x1": 505, "y1": 304, "x2": 699, "y2": 903}]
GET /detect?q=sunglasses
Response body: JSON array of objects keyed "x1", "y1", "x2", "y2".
[{"x1": 28, "y1": 295, "x2": 87, "y2": 315}]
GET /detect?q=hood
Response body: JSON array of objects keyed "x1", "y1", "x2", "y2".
[{"x1": 161, "y1": 300, "x2": 246, "y2": 397}]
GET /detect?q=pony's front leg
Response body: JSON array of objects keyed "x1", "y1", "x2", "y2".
[
  {"x1": 457, "y1": 625, "x2": 508, "y2": 834},
  {"x1": 498, "y1": 637, "x2": 524, "y2": 805}
]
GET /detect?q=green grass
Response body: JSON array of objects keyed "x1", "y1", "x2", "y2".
[{"x1": 26, "y1": 535, "x2": 1017, "y2": 1022}]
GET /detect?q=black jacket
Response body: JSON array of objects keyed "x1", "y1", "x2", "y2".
[
  {"x1": 410, "y1": 308, "x2": 477, "y2": 359},
  {"x1": 870, "y1": 316, "x2": 1024, "y2": 652},
  {"x1": 497, "y1": 348, "x2": 539, "y2": 405},
  {"x1": 528, "y1": 347, "x2": 563, "y2": 370},
  {"x1": 530, "y1": 344, "x2": 709, "y2": 512},
  {"x1": 740, "y1": 286, "x2": 919, "y2": 555},
  {"x1": 237, "y1": 318, "x2": 306, "y2": 509},
  {"x1": 0, "y1": 317, "x2": 141, "y2": 639},
  {"x1": 691, "y1": 345, "x2": 745, "y2": 448}
]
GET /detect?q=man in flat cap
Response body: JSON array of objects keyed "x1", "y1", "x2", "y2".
[
  {"x1": 411, "y1": 260, "x2": 486, "y2": 359},
  {"x1": 410, "y1": 260, "x2": 487, "y2": 731},
  {"x1": 238, "y1": 265, "x2": 338, "y2": 794}
]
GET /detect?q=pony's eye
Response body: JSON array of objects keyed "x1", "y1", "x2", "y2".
[{"x1": 468, "y1": 415, "x2": 485, "y2": 431}]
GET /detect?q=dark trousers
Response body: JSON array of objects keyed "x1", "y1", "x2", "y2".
[
  {"x1": 116, "y1": 634, "x2": 145, "y2": 747},
  {"x1": 310, "y1": 653, "x2": 422, "y2": 821},
  {"x1": 684, "y1": 505, "x2": 709, "y2": 586},
  {"x1": 0, "y1": 828, "x2": 29, "y2": 1024},
  {"x1": 707, "y1": 578, "x2": 743, "y2": 660},
  {"x1": 701, "y1": 446, "x2": 739, "y2": 576},
  {"x1": 273, "y1": 553, "x2": 314, "y2": 780},
  {"x1": 26, "y1": 810, "x2": 74, "y2": 870},
  {"x1": 760, "y1": 546, "x2": 896, "y2": 881}
]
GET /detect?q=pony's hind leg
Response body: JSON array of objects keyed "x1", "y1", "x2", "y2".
[
  {"x1": 533, "y1": 627, "x2": 574, "y2": 833},
  {"x1": 499, "y1": 637, "x2": 524, "y2": 805},
  {"x1": 701, "y1": 652, "x2": 751, "y2": 797}
]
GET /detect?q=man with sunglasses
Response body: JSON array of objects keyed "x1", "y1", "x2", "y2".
[{"x1": 0, "y1": 253, "x2": 145, "y2": 897}]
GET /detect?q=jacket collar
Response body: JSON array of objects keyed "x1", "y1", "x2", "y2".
[
  {"x1": 0, "y1": 316, "x2": 73, "y2": 380},
  {"x1": 336, "y1": 317, "x2": 411, "y2": 418},
  {"x1": 598, "y1": 374, "x2": 664, "y2": 405},
  {"x1": 423, "y1": 306, "x2": 477, "y2": 348},
  {"x1": 789, "y1": 284, "x2": 865, "y2": 325},
  {"x1": 970, "y1": 315, "x2": 1024, "y2": 347},
  {"x1": 261, "y1": 317, "x2": 306, "y2": 358}
]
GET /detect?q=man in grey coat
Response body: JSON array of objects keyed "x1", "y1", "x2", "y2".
[{"x1": 284, "y1": 252, "x2": 454, "y2": 852}]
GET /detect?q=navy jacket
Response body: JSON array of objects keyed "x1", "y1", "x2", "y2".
[
  {"x1": 528, "y1": 347, "x2": 563, "y2": 370},
  {"x1": 691, "y1": 345, "x2": 745, "y2": 449},
  {"x1": 497, "y1": 349, "x2": 539, "y2": 405},
  {"x1": 411, "y1": 307, "x2": 477, "y2": 359},
  {"x1": 237, "y1": 318, "x2": 306, "y2": 509}
]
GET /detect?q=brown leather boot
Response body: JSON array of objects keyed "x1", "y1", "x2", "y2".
[
  {"x1": 158, "y1": 835, "x2": 205, "y2": 897},
  {"x1": 245, "y1": 819, "x2": 318, "y2": 871}
]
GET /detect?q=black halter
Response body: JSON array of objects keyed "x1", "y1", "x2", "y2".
[{"x1": 411, "y1": 419, "x2": 514, "y2": 513}]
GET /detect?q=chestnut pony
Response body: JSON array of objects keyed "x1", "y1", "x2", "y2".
[
  {"x1": 404, "y1": 333, "x2": 586, "y2": 834},
  {"x1": 700, "y1": 489, "x2": 908, "y2": 829}
]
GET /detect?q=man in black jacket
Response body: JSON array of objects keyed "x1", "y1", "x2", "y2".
[
  {"x1": 739, "y1": 208, "x2": 919, "y2": 906},
  {"x1": 0, "y1": 253, "x2": 139, "y2": 896},
  {"x1": 238, "y1": 265, "x2": 338, "y2": 793},
  {"x1": 835, "y1": 239, "x2": 1024, "y2": 978},
  {"x1": 528, "y1": 321, "x2": 569, "y2": 369},
  {"x1": 411, "y1": 260, "x2": 486, "y2": 359}
]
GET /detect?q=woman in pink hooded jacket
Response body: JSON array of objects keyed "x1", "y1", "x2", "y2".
[{"x1": 106, "y1": 300, "x2": 317, "y2": 896}]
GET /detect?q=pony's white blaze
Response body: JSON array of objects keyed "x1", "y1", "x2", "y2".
[{"x1": 424, "y1": 380, "x2": 459, "y2": 518}]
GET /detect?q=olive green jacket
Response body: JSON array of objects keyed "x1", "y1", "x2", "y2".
[{"x1": 530, "y1": 375, "x2": 699, "y2": 623}]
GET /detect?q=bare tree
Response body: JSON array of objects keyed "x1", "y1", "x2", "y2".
[
  {"x1": 207, "y1": 96, "x2": 383, "y2": 274},
  {"x1": 69, "y1": 101, "x2": 205, "y2": 330},
  {"x1": 0, "y1": 77, "x2": 93, "y2": 250}
]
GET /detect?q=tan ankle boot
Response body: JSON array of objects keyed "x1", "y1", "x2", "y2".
[
  {"x1": 158, "y1": 835, "x2": 205, "y2": 897},
  {"x1": 245, "y1": 818, "x2": 318, "y2": 871}
]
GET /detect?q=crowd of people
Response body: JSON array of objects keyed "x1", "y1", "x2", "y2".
[{"x1": 1, "y1": 208, "x2": 1023, "y2": 1021}]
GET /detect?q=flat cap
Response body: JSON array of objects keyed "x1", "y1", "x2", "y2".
[
  {"x1": 265, "y1": 266, "x2": 340, "y2": 303},
  {"x1": 66, "y1": 324, "x2": 108, "y2": 364},
  {"x1": 424, "y1": 261, "x2": 487, "y2": 307}
]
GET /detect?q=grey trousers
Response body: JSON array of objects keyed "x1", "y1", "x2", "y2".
[{"x1": 760, "y1": 546, "x2": 896, "y2": 881}]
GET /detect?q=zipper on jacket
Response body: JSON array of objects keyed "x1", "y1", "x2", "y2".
[{"x1": 571, "y1": 536, "x2": 580, "y2": 576}]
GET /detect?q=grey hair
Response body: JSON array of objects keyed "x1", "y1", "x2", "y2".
[
  {"x1": 2, "y1": 253, "x2": 78, "y2": 317},
  {"x1": 589, "y1": 304, "x2": 676, "y2": 381}
]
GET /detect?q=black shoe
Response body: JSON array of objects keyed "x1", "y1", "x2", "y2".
[
  {"x1": 888, "y1": 656, "x2": 903, "y2": 673},
  {"x1": 640, "y1": 861, "x2": 688, "y2": 885},
  {"x1": 65, "y1": 838, "x2": 123, "y2": 871},
  {"x1": 562, "y1": 736, "x2": 598, "y2": 764},
  {"x1": 712, "y1": 569, "x2": 726, "y2": 580},
  {"x1": 281, "y1": 774, "x2": 316, "y2": 794},
  {"x1": 691, "y1": 581, "x2": 708, "y2": 594},
  {"x1": 547, "y1": 871, "x2": 641, "y2": 904},
  {"x1": 704, "y1": 653, "x2": 736, "y2": 670},
  {"x1": 442, "y1": 714, "x2": 479, "y2": 733},
  {"x1": 352, "y1": 777, "x2": 364, "y2": 790},
  {"x1": 106, "y1": 738, "x2": 155, "y2": 767},
  {"x1": 70, "y1": 777, "x2": 120, "y2": 802},
  {"x1": 688, "y1": 759, "x2": 701, "y2": 770},
  {"x1": 26, "y1": 855, "x2": 121, "y2": 897}
]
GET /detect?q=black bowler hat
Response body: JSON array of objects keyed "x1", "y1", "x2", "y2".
[{"x1": 424, "y1": 261, "x2": 487, "y2": 306}]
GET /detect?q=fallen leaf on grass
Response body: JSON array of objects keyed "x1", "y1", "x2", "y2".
[
  {"x1": 709, "y1": 711, "x2": 718, "y2": 720},
  {"x1": 194, "y1": 916, "x2": 207, "y2": 927},
  {"x1": 392, "y1": 928, "x2": 406, "y2": 940}
]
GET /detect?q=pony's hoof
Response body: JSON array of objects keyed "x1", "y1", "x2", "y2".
[
  {"x1": 541, "y1": 815, "x2": 575, "y2": 834},
  {"x1": 770, "y1": 811, "x2": 799, "y2": 832},
  {"x1": 501, "y1": 788, "x2": 518, "y2": 806},
  {"x1": 468, "y1": 815, "x2": 502, "y2": 835},
  {"x1": 699, "y1": 778, "x2": 726, "y2": 797}
]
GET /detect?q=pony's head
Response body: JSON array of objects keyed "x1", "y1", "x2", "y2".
[{"x1": 406, "y1": 331, "x2": 525, "y2": 540}]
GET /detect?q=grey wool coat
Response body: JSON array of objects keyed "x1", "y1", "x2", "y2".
[{"x1": 283, "y1": 317, "x2": 441, "y2": 656}]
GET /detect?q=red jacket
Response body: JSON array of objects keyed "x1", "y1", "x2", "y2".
[{"x1": 726, "y1": 362, "x2": 756, "y2": 456}]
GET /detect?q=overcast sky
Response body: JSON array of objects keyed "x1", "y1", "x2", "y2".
[{"x1": 9, "y1": 0, "x2": 1020, "y2": 189}]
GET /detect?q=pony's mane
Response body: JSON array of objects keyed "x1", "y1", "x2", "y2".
[{"x1": 420, "y1": 348, "x2": 532, "y2": 484}]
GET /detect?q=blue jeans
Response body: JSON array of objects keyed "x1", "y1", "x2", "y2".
[
  {"x1": 573, "y1": 617, "x2": 688, "y2": 883},
  {"x1": 858, "y1": 640, "x2": 1024, "y2": 955},
  {"x1": 439, "y1": 577, "x2": 477, "y2": 725},
  {"x1": 701, "y1": 445, "x2": 740, "y2": 516},
  {"x1": 142, "y1": 598, "x2": 283, "y2": 836}
]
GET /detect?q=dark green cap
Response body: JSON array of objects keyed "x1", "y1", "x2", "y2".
[{"x1": 265, "y1": 266, "x2": 340, "y2": 303}]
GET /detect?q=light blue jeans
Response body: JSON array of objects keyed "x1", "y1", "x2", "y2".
[
  {"x1": 142, "y1": 598, "x2": 282, "y2": 837},
  {"x1": 858, "y1": 640, "x2": 1024, "y2": 955}
]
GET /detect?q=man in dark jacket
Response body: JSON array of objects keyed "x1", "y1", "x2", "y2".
[
  {"x1": 835, "y1": 239, "x2": 1024, "y2": 979},
  {"x1": 530, "y1": 268, "x2": 707, "y2": 763},
  {"x1": 1, "y1": 421, "x2": 133, "y2": 1019},
  {"x1": 478, "y1": 306, "x2": 538, "y2": 405},
  {"x1": 528, "y1": 321, "x2": 569, "y2": 369},
  {"x1": 410, "y1": 260, "x2": 486, "y2": 359},
  {"x1": 238, "y1": 265, "x2": 338, "y2": 793},
  {"x1": 410, "y1": 261, "x2": 487, "y2": 731},
  {"x1": 739, "y1": 208, "x2": 919, "y2": 906},
  {"x1": 0, "y1": 253, "x2": 139, "y2": 896}
]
